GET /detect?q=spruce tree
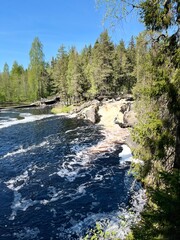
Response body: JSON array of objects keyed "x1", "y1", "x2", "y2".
[
  {"x1": 28, "y1": 37, "x2": 46, "y2": 100},
  {"x1": 67, "y1": 47, "x2": 82, "y2": 104},
  {"x1": 2, "y1": 63, "x2": 10, "y2": 102},
  {"x1": 90, "y1": 30, "x2": 114, "y2": 97},
  {"x1": 52, "y1": 45, "x2": 69, "y2": 103},
  {"x1": 112, "y1": 39, "x2": 128, "y2": 94}
]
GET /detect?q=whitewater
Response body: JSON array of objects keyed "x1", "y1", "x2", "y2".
[{"x1": 0, "y1": 107, "x2": 146, "y2": 239}]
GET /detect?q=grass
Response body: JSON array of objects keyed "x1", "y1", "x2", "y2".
[{"x1": 51, "y1": 105, "x2": 74, "y2": 114}]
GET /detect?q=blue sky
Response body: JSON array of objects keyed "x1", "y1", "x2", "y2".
[{"x1": 0, "y1": 0, "x2": 145, "y2": 71}]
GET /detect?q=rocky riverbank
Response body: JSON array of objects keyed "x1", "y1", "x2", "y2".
[
  {"x1": 52, "y1": 97, "x2": 138, "y2": 155},
  {"x1": 71, "y1": 97, "x2": 138, "y2": 153}
]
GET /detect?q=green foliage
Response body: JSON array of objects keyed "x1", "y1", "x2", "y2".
[
  {"x1": 0, "y1": 30, "x2": 137, "y2": 104},
  {"x1": 113, "y1": 39, "x2": 134, "y2": 94},
  {"x1": 51, "y1": 105, "x2": 74, "y2": 114},
  {"x1": 89, "y1": 30, "x2": 114, "y2": 96},
  {"x1": 83, "y1": 222, "x2": 121, "y2": 240},
  {"x1": 51, "y1": 45, "x2": 69, "y2": 102},
  {"x1": 125, "y1": 231, "x2": 134, "y2": 240},
  {"x1": 28, "y1": 37, "x2": 47, "y2": 100},
  {"x1": 10, "y1": 61, "x2": 28, "y2": 102},
  {"x1": 132, "y1": 170, "x2": 180, "y2": 239},
  {"x1": 67, "y1": 46, "x2": 83, "y2": 103},
  {"x1": 97, "y1": 0, "x2": 180, "y2": 239}
]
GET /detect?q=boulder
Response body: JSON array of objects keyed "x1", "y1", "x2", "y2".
[
  {"x1": 123, "y1": 110, "x2": 138, "y2": 127},
  {"x1": 120, "y1": 103, "x2": 130, "y2": 114},
  {"x1": 76, "y1": 100, "x2": 100, "y2": 124},
  {"x1": 84, "y1": 105, "x2": 99, "y2": 123}
]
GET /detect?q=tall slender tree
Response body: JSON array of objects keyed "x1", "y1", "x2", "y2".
[
  {"x1": 10, "y1": 61, "x2": 26, "y2": 102},
  {"x1": 52, "y1": 45, "x2": 69, "y2": 103},
  {"x1": 28, "y1": 37, "x2": 45, "y2": 100},
  {"x1": 2, "y1": 63, "x2": 10, "y2": 101},
  {"x1": 112, "y1": 39, "x2": 127, "y2": 94},
  {"x1": 67, "y1": 46, "x2": 82, "y2": 104},
  {"x1": 90, "y1": 30, "x2": 114, "y2": 97}
]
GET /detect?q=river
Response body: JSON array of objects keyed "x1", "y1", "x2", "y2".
[{"x1": 0, "y1": 107, "x2": 145, "y2": 239}]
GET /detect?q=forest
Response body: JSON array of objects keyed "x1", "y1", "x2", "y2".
[
  {"x1": 0, "y1": 31, "x2": 136, "y2": 104},
  {"x1": 0, "y1": 0, "x2": 179, "y2": 239}
]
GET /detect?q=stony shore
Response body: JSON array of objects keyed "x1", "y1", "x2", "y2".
[
  {"x1": 53, "y1": 97, "x2": 137, "y2": 155},
  {"x1": 92, "y1": 100, "x2": 131, "y2": 153},
  {"x1": 75, "y1": 98, "x2": 136, "y2": 156}
]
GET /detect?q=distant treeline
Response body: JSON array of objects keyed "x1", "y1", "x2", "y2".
[{"x1": 0, "y1": 30, "x2": 137, "y2": 104}]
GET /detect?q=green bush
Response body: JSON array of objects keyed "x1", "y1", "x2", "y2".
[{"x1": 51, "y1": 105, "x2": 74, "y2": 114}]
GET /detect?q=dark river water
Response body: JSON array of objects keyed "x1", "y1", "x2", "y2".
[{"x1": 0, "y1": 107, "x2": 142, "y2": 239}]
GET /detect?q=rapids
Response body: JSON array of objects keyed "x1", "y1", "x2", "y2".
[{"x1": 0, "y1": 107, "x2": 145, "y2": 239}]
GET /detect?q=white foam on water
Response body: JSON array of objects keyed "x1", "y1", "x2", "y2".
[
  {"x1": 9, "y1": 185, "x2": 63, "y2": 219},
  {"x1": 1, "y1": 140, "x2": 48, "y2": 160},
  {"x1": 0, "y1": 114, "x2": 54, "y2": 129},
  {"x1": 77, "y1": 184, "x2": 86, "y2": 195},
  {"x1": 5, "y1": 170, "x2": 29, "y2": 191},
  {"x1": 55, "y1": 143, "x2": 92, "y2": 182},
  {"x1": 57, "y1": 168, "x2": 79, "y2": 182},
  {"x1": 19, "y1": 112, "x2": 32, "y2": 117},
  {"x1": 9, "y1": 191, "x2": 38, "y2": 220},
  {"x1": 119, "y1": 144, "x2": 133, "y2": 164},
  {"x1": 65, "y1": 126, "x2": 82, "y2": 134},
  {"x1": 94, "y1": 173, "x2": 104, "y2": 181},
  {"x1": 40, "y1": 186, "x2": 64, "y2": 205},
  {"x1": 61, "y1": 184, "x2": 87, "y2": 205},
  {"x1": 55, "y1": 134, "x2": 120, "y2": 183},
  {"x1": 28, "y1": 163, "x2": 48, "y2": 175},
  {"x1": 119, "y1": 144, "x2": 144, "y2": 166},
  {"x1": 68, "y1": 188, "x2": 146, "y2": 240},
  {"x1": 57, "y1": 143, "x2": 146, "y2": 239}
]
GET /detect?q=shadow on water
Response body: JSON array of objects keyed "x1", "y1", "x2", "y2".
[{"x1": 0, "y1": 109, "x2": 136, "y2": 239}]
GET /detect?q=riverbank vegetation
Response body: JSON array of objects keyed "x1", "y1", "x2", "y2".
[
  {"x1": 51, "y1": 105, "x2": 74, "y2": 114},
  {"x1": 0, "y1": 0, "x2": 179, "y2": 239}
]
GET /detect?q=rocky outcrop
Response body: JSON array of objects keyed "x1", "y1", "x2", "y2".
[
  {"x1": 115, "y1": 101, "x2": 138, "y2": 128},
  {"x1": 123, "y1": 110, "x2": 138, "y2": 127},
  {"x1": 74, "y1": 98, "x2": 138, "y2": 128},
  {"x1": 120, "y1": 102, "x2": 131, "y2": 114},
  {"x1": 76, "y1": 100, "x2": 100, "y2": 124}
]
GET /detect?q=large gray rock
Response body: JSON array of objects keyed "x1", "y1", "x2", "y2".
[
  {"x1": 83, "y1": 105, "x2": 99, "y2": 123},
  {"x1": 120, "y1": 102, "x2": 131, "y2": 114},
  {"x1": 123, "y1": 110, "x2": 138, "y2": 127},
  {"x1": 115, "y1": 102, "x2": 138, "y2": 128},
  {"x1": 76, "y1": 100, "x2": 100, "y2": 124}
]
